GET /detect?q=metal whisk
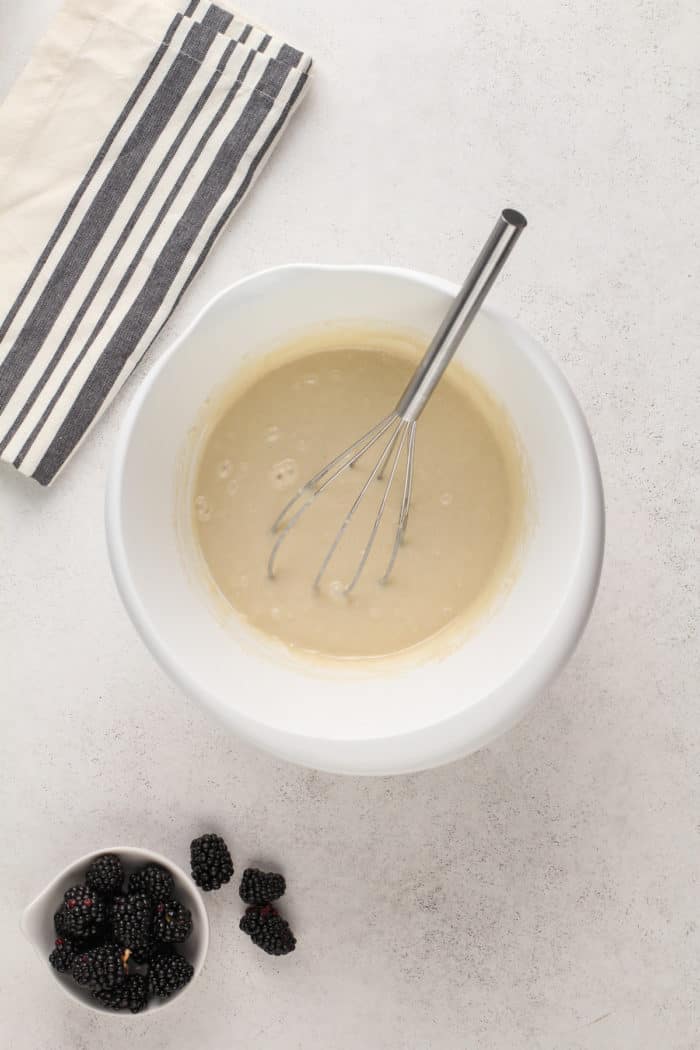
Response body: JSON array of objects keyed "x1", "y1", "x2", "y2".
[{"x1": 268, "y1": 208, "x2": 527, "y2": 594}]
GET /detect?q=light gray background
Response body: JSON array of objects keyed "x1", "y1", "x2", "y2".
[{"x1": 1, "y1": 1, "x2": 698, "y2": 1047}]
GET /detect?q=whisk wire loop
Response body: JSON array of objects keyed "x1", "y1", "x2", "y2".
[{"x1": 267, "y1": 412, "x2": 398, "y2": 580}]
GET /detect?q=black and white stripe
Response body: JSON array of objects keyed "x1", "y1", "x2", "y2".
[
  {"x1": 0, "y1": 12, "x2": 185, "y2": 351},
  {"x1": 0, "y1": 1, "x2": 311, "y2": 484}
]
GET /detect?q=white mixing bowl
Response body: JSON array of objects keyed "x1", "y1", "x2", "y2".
[{"x1": 106, "y1": 264, "x2": 604, "y2": 775}]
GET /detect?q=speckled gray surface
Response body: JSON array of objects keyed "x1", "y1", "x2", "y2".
[{"x1": 1, "y1": 0, "x2": 698, "y2": 1047}]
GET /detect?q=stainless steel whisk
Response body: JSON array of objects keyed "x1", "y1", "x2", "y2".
[{"x1": 268, "y1": 208, "x2": 527, "y2": 594}]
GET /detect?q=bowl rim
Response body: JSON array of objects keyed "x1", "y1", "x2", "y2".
[
  {"x1": 105, "y1": 262, "x2": 605, "y2": 774},
  {"x1": 21, "y1": 845, "x2": 209, "y2": 1017}
]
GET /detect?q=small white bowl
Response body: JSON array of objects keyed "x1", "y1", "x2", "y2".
[
  {"x1": 21, "y1": 847, "x2": 209, "y2": 1015},
  {"x1": 106, "y1": 264, "x2": 604, "y2": 775}
]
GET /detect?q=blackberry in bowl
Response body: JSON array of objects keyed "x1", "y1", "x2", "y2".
[{"x1": 21, "y1": 846, "x2": 209, "y2": 1015}]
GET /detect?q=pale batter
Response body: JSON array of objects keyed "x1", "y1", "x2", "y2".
[{"x1": 192, "y1": 338, "x2": 527, "y2": 660}]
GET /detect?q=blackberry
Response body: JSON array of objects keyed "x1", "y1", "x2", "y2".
[
  {"x1": 190, "y1": 833, "x2": 234, "y2": 891},
  {"x1": 125, "y1": 973, "x2": 149, "y2": 1013},
  {"x1": 130, "y1": 940, "x2": 172, "y2": 965},
  {"x1": 54, "y1": 911, "x2": 103, "y2": 949},
  {"x1": 92, "y1": 983, "x2": 128, "y2": 1011},
  {"x1": 54, "y1": 910, "x2": 69, "y2": 938},
  {"x1": 148, "y1": 951, "x2": 194, "y2": 999},
  {"x1": 56, "y1": 885, "x2": 107, "y2": 939},
  {"x1": 49, "y1": 937, "x2": 77, "y2": 974},
  {"x1": 127, "y1": 863, "x2": 174, "y2": 901},
  {"x1": 239, "y1": 905, "x2": 296, "y2": 956},
  {"x1": 111, "y1": 894, "x2": 153, "y2": 950},
  {"x1": 85, "y1": 854, "x2": 124, "y2": 897},
  {"x1": 94, "y1": 973, "x2": 149, "y2": 1014},
  {"x1": 239, "y1": 868, "x2": 286, "y2": 906},
  {"x1": 71, "y1": 944, "x2": 127, "y2": 988},
  {"x1": 153, "y1": 899, "x2": 192, "y2": 943}
]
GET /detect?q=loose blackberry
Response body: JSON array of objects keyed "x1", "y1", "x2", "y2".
[
  {"x1": 239, "y1": 868, "x2": 286, "y2": 906},
  {"x1": 94, "y1": 973, "x2": 149, "y2": 1014},
  {"x1": 49, "y1": 937, "x2": 77, "y2": 974},
  {"x1": 111, "y1": 894, "x2": 153, "y2": 950},
  {"x1": 71, "y1": 944, "x2": 127, "y2": 988},
  {"x1": 148, "y1": 951, "x2": 194, "y2": 999},
  {"x1": 56, "y1": 885, "x2": 107, "y2": 939},
  {"x1": 153, "y1": 899, "x2": 192, "y2": 943},
  {"x1": 239, "y1": 905, "x2": 296, "y2": 956},
  {"x1": 127, "y1": 863, "x2": 175, "y2": 901},
  {"x1": 190, "y1": 833, "x2": 234, "y2": 891},
  {"x1": 85, "y1": 854, "x2": 124, "y2": 897}
]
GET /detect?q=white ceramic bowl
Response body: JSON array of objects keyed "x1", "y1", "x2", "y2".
[
  {"x1": 21, "y1": 847, "x2": 209, "y2": 1014},
  {"x1": 106, "y1": 264, "x2": 604, "y2": 775}
]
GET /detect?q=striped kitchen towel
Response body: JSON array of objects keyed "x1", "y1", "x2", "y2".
[{"x1": 0, "y1": 0, "x2": 311, "y2": 485}]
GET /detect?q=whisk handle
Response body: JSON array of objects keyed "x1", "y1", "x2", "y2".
[{"x1": 396, "y1": 208, "x2": 527, "y2": 422}]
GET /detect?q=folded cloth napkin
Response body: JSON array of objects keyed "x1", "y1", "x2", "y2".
[{"x1": 0, "y1": 0, "x2": 311, "y2": 484}]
